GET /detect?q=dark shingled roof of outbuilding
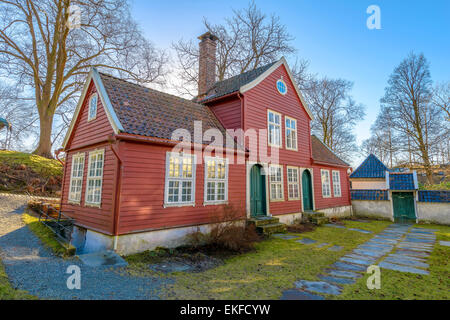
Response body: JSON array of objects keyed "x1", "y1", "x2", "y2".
[
  {"x1": 200, "y1": 61, "x2": 278, "y2": 101},
  {"x1": 99, "y1": 72, "x2": 237, "y2": 148},
  {"x1": 350, "y1": 154, "x2": 391, "y2": 179}
]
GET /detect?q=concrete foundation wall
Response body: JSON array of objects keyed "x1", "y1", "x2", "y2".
[
  {"x1": 320, "y1": 205, "x2": 353, "y2": 218},
  {"x1": 417, "y1": 202, "x2": 450, "y2": 225},
  {"x1": 276, "y1": 212, "x2": 303, "y2": 225},
  {"x1": 352, "y1": 200, "x2": 393, "y2": 221}
]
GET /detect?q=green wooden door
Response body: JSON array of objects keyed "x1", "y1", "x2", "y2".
[
  {"x1": 302, "y1": 170, "x2": 313, "y2": 211},
  {"x1": 250, "y1": 165, "x2": 266, "y2": 217},
  {"x1": 392, "y1": 192, "x2": 416, "y2": 223}
]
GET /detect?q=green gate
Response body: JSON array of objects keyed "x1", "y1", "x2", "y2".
[
  {"x1": 250, "y1": 165, "x2": 266, "y2": 217},
  {"x1": 392, "y1": 192, "x2": 416, "y2": 223},
  {"x1": 302, "y1": 170, "x2": 313, "y2": 211}
]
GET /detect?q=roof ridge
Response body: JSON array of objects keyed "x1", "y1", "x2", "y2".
[
  {"x1": 213, "y1": 60, "x2": 279, "y2": 86},
  {"x1": 98, "y1": 71, "x2": 204, "y2": 107}
]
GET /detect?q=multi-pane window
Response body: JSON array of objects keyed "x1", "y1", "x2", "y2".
[
  {"x1": 269, "y1": 165, "x2": 284, "y2": 201},
  {"x1": 69, "y1": 153, "x2": 85, "y2": 203},
  {"x1": 333, "y1": 170, "x2": 342, "y2": 197},
  {"x1": 321, "y1": 169, "x2": 331, "y2": 198},
  {"x1": 285, "y1": 117, "x2": 298, "y2": 150},
  {"x1": 165, "y1": 152, "x2": 196, "y2": 206},
  {"x1": 204, "y1": 157, "x2": 228, "y2": 204},
  {"x1": 268, "y1": 110, "x2": 282, "y2": 147},
  {"x1": 88, "y1": 94, "x2": 97, "y2": 121},
  {"x1": 287, "y1": 167, "x2": 300, "y2": 200},
  {"x1": 85, "y1": 150, "x2": 104, "y2": 206}
]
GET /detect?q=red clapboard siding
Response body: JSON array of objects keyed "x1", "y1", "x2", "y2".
[
  {"x1": 312, "y1": 165, "x2": 351, "y2": 210},
  {"x1": 61, "y1": 80, "x2": 117, "y2": 235},
  {"x1": 117, "y1": 141, "x2": 246, "y2": 234},
  {"x1": 208, "y1": 96, "x2": 242, "y2": 130}
]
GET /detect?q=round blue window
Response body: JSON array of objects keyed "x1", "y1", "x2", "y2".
[{"x1": 276, "y1": 79, "x2": 287, "y2": 95}]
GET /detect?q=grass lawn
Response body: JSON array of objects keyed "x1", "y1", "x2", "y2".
[
  {"x1": 337, "y1": 223, "x2": 450, "y2": 300},
  {"x1": 22, "y1": 213, "x2": 74, "y2": 257},
  {"x1": 0, "y1": 150, "x2": 62, "y2": 177},
  {"x1": 126, "y1": 220, "x2": 393, "y2": 299}
]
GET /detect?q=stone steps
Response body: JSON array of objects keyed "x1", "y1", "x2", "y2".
[
  {"x1": 248, "y1": 217, "x2": 287, "y2": 235},
  {"x1": 303, "y1": 211, "x2": 329, "y2": 226}
]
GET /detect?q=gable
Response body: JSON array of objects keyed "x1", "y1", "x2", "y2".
[
  {"x1": 350, "y1": 154, "x2": 390, "y2": 179},
  {"x1": 62, "y1": 68, "x2": 123, "y2": 150},
  {"x1": 240, "y1": 57, "x2": 313, "y2": 120}
]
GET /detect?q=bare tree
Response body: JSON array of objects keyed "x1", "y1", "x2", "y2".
[
  {"x1": 381, "y1": 53, "x2": 448, "y2": 184},
  {"x1": 432, "y1": 82, "x2": 450, "y2": 121},
  {"x1": 172, "y1": 0, "x2": 295, "y2": 97},
  {"x1": 0, "y1": 0, "x2": 169, "y2": 157},
  {"x1": 0, "y1": 82, "x2": 38, "y2": 151},
  {"x1": 303, "y1": 77, "x2": 365, "y2": 162}
]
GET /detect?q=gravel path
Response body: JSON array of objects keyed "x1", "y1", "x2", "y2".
[{"x1": 0, "y1": 193, "x2": 171, "y2": 300}]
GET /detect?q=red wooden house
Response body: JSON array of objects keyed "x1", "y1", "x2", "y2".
[{"x1": 60, "y1": 32, "x2": 351, "y2": 254}]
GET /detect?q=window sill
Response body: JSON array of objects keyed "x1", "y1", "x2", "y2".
[
  {"x1": 288, "y1": 198, "x2": 301, "y2": 201},
  {"x1": 270, "y1": 198, "x2": 285, "y2": 203},
  {"x1": 286, "y1": 148, "x2": 298, "y2": 152},
  {"x1": 203, "y1": 201, "x2": 228, "y2": 206},
  {"x1": 68, "y1": 200, "x2": 81, "y2": 206},
  {"x1": 163, "y1": 203, "x2": 195, "y2": 208},
  {"x1": 85, "y1": 203, "x2": 101, "y2": 208}
]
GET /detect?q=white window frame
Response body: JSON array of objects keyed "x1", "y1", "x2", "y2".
[
  {"x1": 287, "y1": 166, "x2": 300, "y2": 200},
  {"x1": 268, "y1": 109, "x2": 282, "y2": 148},
  {"x1": 164, "y1": 152, "x2": 196, "y2": 207},
  {"x1": 285, "y1": 116, "x2": 298, "y2": 151},
  {"x1": 88, "y1": 93, "x2": 98, "y2": 122},
  {"x1": 204, "y1": 156, "x2": 229, "y2": 205},
  {"x1": 321, "y1": 169, "x2": 331, "y2": 198},
  {"x1": 269, "y1": 164, "x2": 284, "y2": 202},
  {"x1": 332, "y1": 170, "x2": 342, "y2": 197},
  {"x1": 85, "y1": 149, "x2": 105, "y2": 207},
  {"x1": 68, "y1": 153, "x2": 85, "y2": 204}
]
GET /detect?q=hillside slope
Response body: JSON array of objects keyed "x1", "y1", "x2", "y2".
[{"x1": 0, "y1": 151, "x2": 62, "y2": 196}]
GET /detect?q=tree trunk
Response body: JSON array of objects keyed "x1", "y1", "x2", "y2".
[{"x1": 33, "y1": 112, "x2": 54, "y2": 158}]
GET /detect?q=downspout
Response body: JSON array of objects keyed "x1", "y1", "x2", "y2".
[{"x1": 108, "y1": 134, "x2": 123, "y2": 251}]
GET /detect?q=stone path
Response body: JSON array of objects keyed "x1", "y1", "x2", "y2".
[{"x1": 279, "y1": 223, "x2": 437, "y2": 300}]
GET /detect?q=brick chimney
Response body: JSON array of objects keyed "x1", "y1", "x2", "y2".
[{"x1": 198, "y1": 32, "x2": 218, "y2": 98}]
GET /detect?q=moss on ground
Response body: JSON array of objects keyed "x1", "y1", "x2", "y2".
[
  {"x1": 22, "y1": 213, "x2": 73, "y2": 257},
  {"x1": 0, "y1": 150, "x2": 62, "y2": 177}
]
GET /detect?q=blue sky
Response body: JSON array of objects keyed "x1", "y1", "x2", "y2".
[{"x1": 131, "y1": 0, "x2": 450, "y2": 163}]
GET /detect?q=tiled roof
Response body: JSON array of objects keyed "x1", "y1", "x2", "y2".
[
  {"x1": 201, "y1": 61, "x2": 278, "y2": 101},
  {"x1": 311, "y1": 135, "x2": 349, "y2": 167},
  {"x1": 99, "y1": 73, "x2": 235, "y2": 147},
  {"x1": 389, "y1": 173, "x2": 416, "y2": 190},
  {"x1": 350, "y1": 154, "x2": 390, "y2": 179}
]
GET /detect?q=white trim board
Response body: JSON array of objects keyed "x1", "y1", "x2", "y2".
[
  {"x1": 240, "y1": 57, "x2": 314, "y2": 120},
  {"x1": 62, "y1": 68, "x2": 124, "y2": 149}
]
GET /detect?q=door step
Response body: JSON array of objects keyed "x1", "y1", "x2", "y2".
[
  {"x1": 303, "y1": 211, "x2": 330, "y2": 226},
  {"x1": 247, "y1": 217, "x2": 287, "y2": 235}
]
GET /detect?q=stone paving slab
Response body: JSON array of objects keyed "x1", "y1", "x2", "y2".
[
  {"x1": 371, "y1": 237, "x2": 399, "y2": 244},
  {"x1": 318, "y1": 275, "x2": 356, "y2": 285},
  {"x1": 396, "y1": 245, "x2": 432, "y2": 253},
  {"x1": 324, "y1": 224, "x2": 346, "y2": 229},
  {"x1": 405, "y1": 237, "x2": 435, "y2": 244},
  {"x1": 340, "y1": 256, "x2": 375, "y2": 266},
  {"x1": 439, "y1": 241, "x2": 450, "y2": 247},
  {"x1": 388, "y1": 253, "x2": 426, "y2": 263},
  {"x1": 296, "y1": 238, "x2": 317, "y2": 245},
  {"x1": 77, "y1": 251, "x2": 128, "y2": 267},
  {"x1": 384, "y1": 256, "x2": 429, "y2": 269},
  {"x1": 377, "y1": 234, "x2": 403, "y2": 240},
  {"x1": 394, "y1": 249, "x2": 430, "y2": 258},
  {"x1": 327, "y1": 245, "x2": 343, "y2": 252},
  {"x1": 273, "y1": 234, "x2": 299, "y2": 240},
  {"x1": 280, "y1": 289, "x2": 324, "y2": 300},
  {"x1": 325, "y1": 269, "x2": 363, "y2": 279},
  {"x1": 379, "y1": 261, "x2": 429, "y2": 275},
  {"x1": 348, "y1": 228, "x2": 372, "y2": 234},
  {"x1": 331, "y1": 261, "x2": 366, "y2": 272},
  {"x1": 397, "y1": 243, "x2": 433, "y2": 251},
  {"x1": 345, "y1": 253, "x2": 378, "y2": 263},
  {"x1": 353, "y1": 249, "x2": 387, "y2": 258},
  {"x1": 316, "y1": 243, "x2": 330, "y2": 248},
  {"x1": 359, "y1": 244, "x2": 393, "y2": 252},
  {"x1": 294, "y1": 280, "x2": 342, "y2": 295}
]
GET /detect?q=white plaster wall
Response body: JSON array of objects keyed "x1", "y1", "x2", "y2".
[
  {"x1": 83, "y1": 229, "x2": 114, "y2": 254},
  {"x1": 417, "y1": 202, "x2": 450, "y2": 225},
  {"x1": 321, "y1": 205, "x2": 353, "y2": 218},
  {"x1": 276, "y1": 212, "x2": 303, "y2": 225},
  {"x1": 352, "y1": 200, "x2": 393, "y2": 221},
  {"x1": 351, "y1": 180, "x2": 387, "y2": 190}
]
